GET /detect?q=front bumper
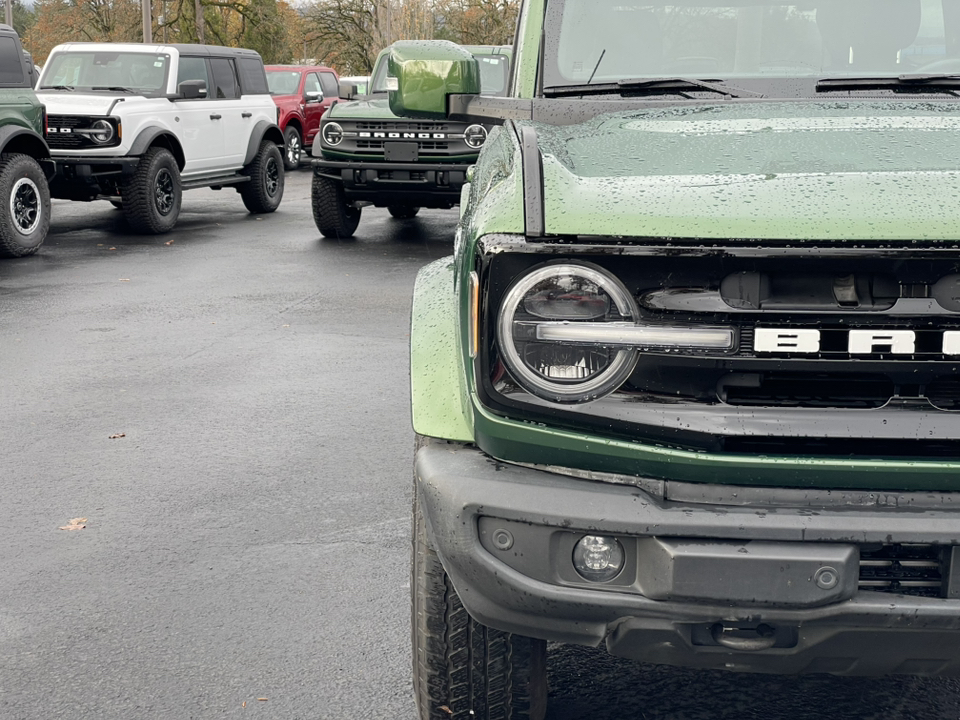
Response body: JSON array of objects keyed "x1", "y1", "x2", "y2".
[
  {"x1": 313, "y1": 158, "x2": 468, "y2": 207},
  {"x1": 50, "y1": 155, "x2": 140, "y2": 201},
  {"x1": 416, "y1": 441, "x2": 960, "y2": 675}
]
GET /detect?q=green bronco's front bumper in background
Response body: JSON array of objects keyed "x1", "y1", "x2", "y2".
[{"x1": 416, "y1": 440, "x2": 960, "y2": 674}]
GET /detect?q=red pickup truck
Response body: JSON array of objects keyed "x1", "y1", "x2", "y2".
[{"x1": 266, "y1": 65, "x2": 340, "y2": 170}]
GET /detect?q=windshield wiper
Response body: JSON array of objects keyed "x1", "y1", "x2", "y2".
[
  {"x1": 816, "y1": 74, "x2": 960, "y2": 92},
  {"x1": 92, "y1": 86, "x2": 138, "y2": 93},
  {"x1": 40, "y1": 85, "x2": 74, "y2": 91},
  {"x1": 543, "y1": 77, "x2": 763, "y2": 99}
]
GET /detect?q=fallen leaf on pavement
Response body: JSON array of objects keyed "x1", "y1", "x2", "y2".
[
  {"x1": 108, "y1": 433, "x2": 125, "y2": 439},
  {"x1": 242, "y1": 701, "x2": 246, "y2": 708},
  {"x1": 165, "y1": 239, "x2": 174, "y2": 246},
  {"x1": 108, "y1": 247, "x2": 116, "y2": 251},
  {"x1": 257, "y1": 697, "x2": 267, "y2": 701},
  {"x1": 440, "y1": 707, "x2": 453, "y2": 716},
  {"x1": 119, "y1": 278, "x2": 130, "y2": 282},
  {"x1": 59, "y1": 518, "x2": 87, "y2": 530}
]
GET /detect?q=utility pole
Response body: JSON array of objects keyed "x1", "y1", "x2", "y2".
[
  {"x1": 195, "y1": 0, "x2": 204, "y2": 44},
  {"x1": 5, "y1": 0, "x2": 12, "y2": 29},
  {"x1": 142, "y1": 0, "x2": 152, "y2": 43}
]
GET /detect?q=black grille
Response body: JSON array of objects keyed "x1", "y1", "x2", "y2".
[
  {"x1": 720, "y1": 372, "x2": 895, "y2": 408},
  {"x1": 356, "y1": 121, "x2": 451, "y2": 132},
  {"x1": 356, "y1": 139, "x2": 450, "y2": 151},
  {"x1": 47, "y1": 115, "x2": 88, "y2": 148},
  {"x1": 478, "y1": 242, "x2": 960, "y2": 456},
  {"x1": 46, "y1": 115, "x2": 118, "y2": 150},
  {"x1": 859, "y1": 544, "x2": 946, "y2": 597}
]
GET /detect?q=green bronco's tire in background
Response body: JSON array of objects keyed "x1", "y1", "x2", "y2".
[
  {"x1": 241, "y1": 140, "x2": 284, "y2": 214},
  {"x1": 312, "y1": 175, "x2": 361, "y2": 239},
  {"x1": 412, "y1": 437, "x2": 548, "y2": 720},
  {"x1": 122, "y1": 147, "x2": 181, "y2": 235},
  {"x1": 388, "y1": 205, "x2": 420, "y2": 219},
  {"x1": 0, "y1": 153, "x2": 50, "y2": 258}
]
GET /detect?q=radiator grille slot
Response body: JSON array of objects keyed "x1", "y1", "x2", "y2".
[{"x1": 859, "y1": 544, "x2": 945, "y2": 597}]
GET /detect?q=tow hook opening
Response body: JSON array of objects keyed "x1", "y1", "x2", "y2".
[{"x1": 692, "y1": 623, "x2": 798, "y2": 651}]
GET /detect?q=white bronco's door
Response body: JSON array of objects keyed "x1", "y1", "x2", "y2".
[
  {"x1": 207, "y1": 57, "x2": 248, "y2": 168},
  {"x1": 171, "y1": 56, "x2": 225, "y2": 176}
]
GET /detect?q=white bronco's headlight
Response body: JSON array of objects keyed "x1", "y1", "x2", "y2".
[
  {"x1": 89, "y1": 119, "x2": 114, "y2": 144},
  {"x1": 497, "y1": 262, "x2": 736, "y2": 404}
]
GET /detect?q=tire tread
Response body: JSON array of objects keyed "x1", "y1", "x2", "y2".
[
  {"x1": 412, "y1": 436, "x2": 547, "y2": 720},
  {"x1": 0, "y1": 153, "x2": 49, "y2": 258},
  {"x1": 240, "y1": 140, "x2": 284, "y2": 214}
]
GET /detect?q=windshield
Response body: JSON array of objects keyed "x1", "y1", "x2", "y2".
[
  {"x1": 266, "y1": 70, "x2": 301, "y2": 95},
  {"x1": 544, "y1": 0, "x2": 959, "y2": 89},
  {"x1": 371, "y1": 50, "x2": 511, "y2": 95},
  {"x1": 40, "y1": 51, "x2": 169, "y2": 94}
]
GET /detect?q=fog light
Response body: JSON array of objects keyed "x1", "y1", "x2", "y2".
[{"x1": 572, "y1": 535, "x2": 624, "y2": 582}]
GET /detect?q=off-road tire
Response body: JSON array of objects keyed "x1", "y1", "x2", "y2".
[
  {"x1": 388, "y1": 205, "x2": 420, "y2": 219},
  {"x1": 0, "y1": 153, "x2": 50, "y2": 258},
  {"x1": 121, "y1": 147, "x2": 181, "y2": 234},
  {"x1": 312, "y1": 175, "x2": 361, "y2": 239},
  {"x1": 240, "y1": 140, "x2": 284, "y2": 214},
  {"x1": 282, "y1": 126, "x2": 302, "y2": 171},
  {"x1": 412, "y1": 436, "x2": 547, "y2": 720}
]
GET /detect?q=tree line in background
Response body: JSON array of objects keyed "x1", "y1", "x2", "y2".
[{"x1": 19, "y1": 0, "x2": 518, "y2": 74}]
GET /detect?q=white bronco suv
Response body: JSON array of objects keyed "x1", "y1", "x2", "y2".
[{"x1": 37, "y1": 43, "x2": 285, "y2": 234}]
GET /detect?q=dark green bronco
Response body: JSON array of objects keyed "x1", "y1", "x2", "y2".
[
  {"x1": 310, "y1": 44, "x2": 510, "y2": 238},
  {"x1": 392, "y1": 1, "x2": 960, "y2": 718},
  {"x1": 0, "y1": 24, "x2": 51, "y2": 258}
]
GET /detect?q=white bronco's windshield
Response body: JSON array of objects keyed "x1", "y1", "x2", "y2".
[
  {"x1": 545, "y1": 0, "x2": 957, "y2": 87},
  {"x1": 41, "y1": 51, "x2": 169, "y2": 94}
]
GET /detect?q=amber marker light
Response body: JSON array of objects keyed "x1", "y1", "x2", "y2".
[{"x1": 468, "y1": 271, "x2": 480, "y2": 358}]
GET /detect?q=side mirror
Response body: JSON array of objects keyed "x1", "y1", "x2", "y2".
[
  {"x1": 178, "y1": 79, "x2": 207, "y2": 99},
  {"x1": 338, "y1": 81, "x2": 358, "y2": 100},
  {"x1": 387, "y1": 40, "x2": 480, "y2": 119},
  {"x1": 305, "y1": 90, "x2": 322, "y2": 103}
]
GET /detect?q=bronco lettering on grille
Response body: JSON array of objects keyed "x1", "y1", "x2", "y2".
[{"x1": 754, "y1": 328, "x2": 960, "y2": 354}]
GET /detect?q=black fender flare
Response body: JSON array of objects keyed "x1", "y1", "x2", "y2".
[
  {"x1": 243, "y1": 121, "x2": 284, "y2": 166},
  {"x1": 0, "y1": 125, "x2": 53, "y2": 178},
  {"x1": 127, "y1": 126, "x2": 185, "y2": 170}
]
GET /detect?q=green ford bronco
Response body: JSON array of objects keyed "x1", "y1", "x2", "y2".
[
  {"x1": 310, "y1": 44, "x2": 511, "y2": 238},
  {"x1": 394, "y1": 1, "x2": 960, "y2": 717},
  {"x1": 0, "y1": 24, "x2": 52, "y2": 258}
]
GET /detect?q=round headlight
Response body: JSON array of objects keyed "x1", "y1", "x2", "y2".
[
  {"x1": 464, "y1": 124, "x2": 487, "y2": 149},
  {"x1": 90, "y1": 119, "x2": 114, "y2": 144},
  {"x1": 322, "y1": 121, "x2": 343, "y2": 146},
  {"x1": 497, "y1": 262, "x2": 639, "y2": 403}
]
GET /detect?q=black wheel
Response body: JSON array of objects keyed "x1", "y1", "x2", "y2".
[
  {"x1": 412, "y1": 438, "x2": 547, "y2": 720},
  {"x1": 0, "y1": 153, "x2": 50, "y2": 258},
  {"x1": 241, "y1": 140, "x2": 284, "y2": 214},
  {"x1": 121, "y1": 147, "x2": 181, "y2": 234},
  {"x1": 312, "y1": 175, "x2": 360, "y2": 239},
  {"x1": 388, "y1": 205, "x2": 420, "y2": 219},
  {"x1": 282, "y1": 125, "x2": 302, "y2": 171}
]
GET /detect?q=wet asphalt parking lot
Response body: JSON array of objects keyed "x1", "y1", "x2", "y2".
[{"x1": 2, "y1": 168, "x2": 960, "y2": 720}]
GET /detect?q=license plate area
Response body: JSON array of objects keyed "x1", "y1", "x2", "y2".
[{"x1": 383, "y1": 141, "x2": 418, "y2": 162}]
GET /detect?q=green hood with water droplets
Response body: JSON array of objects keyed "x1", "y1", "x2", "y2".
[{"x1": 532, "y1": 101, "x2": 960, "y2": 241}]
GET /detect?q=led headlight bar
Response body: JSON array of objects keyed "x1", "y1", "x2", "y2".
[{"x1": 534, "y1": 322, "x2": 735, "y2": 349}]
